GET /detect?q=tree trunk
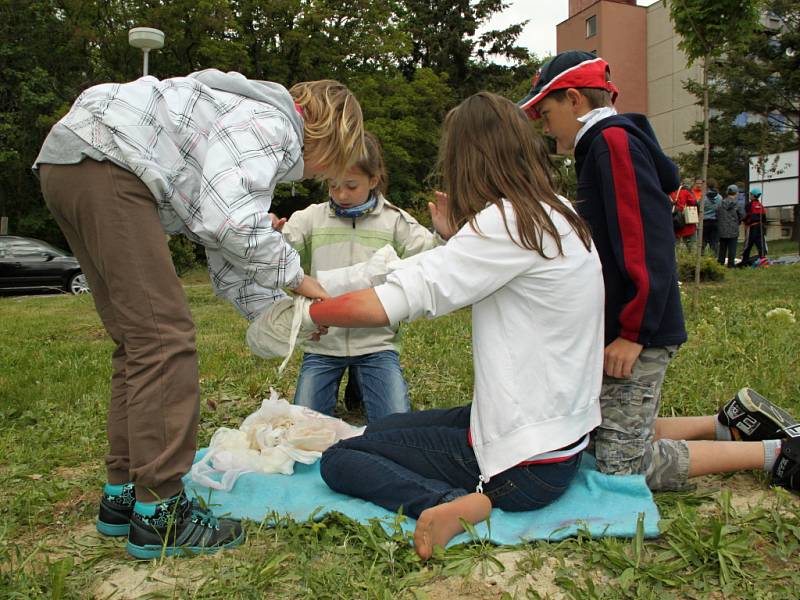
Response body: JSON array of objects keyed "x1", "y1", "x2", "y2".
[
  {"x1": 693, "y1": 55, "x2": 710, "y2": 306},
  {"x1": 796, "y1": 138, "x2": 800, "y2": 255}
]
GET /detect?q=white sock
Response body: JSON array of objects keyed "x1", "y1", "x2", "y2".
[
  {"x1": 715, "y1": 420, "x2": 733, "y2": 441},
  {"x1": 763, "y1": 439, "x2": 783, "y2": 472}
]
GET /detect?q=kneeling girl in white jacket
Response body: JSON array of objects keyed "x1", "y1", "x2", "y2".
[{"x1": 308, "y1": 92, "x2": 604, "y2": 560}]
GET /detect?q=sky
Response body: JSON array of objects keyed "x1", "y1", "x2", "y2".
[{"x1": 480, "y1": 0, "x2": 660, "y2": 60}]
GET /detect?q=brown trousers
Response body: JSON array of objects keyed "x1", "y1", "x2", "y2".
[{"x1": 40, "y1": 160, "x2": 199, "y2": 502}]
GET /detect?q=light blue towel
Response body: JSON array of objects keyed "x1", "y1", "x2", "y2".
[{"x1": 184, "y1": 450, "x2": 660, "y2": 546}]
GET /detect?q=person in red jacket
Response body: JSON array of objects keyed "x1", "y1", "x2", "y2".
[
  {"x1": 740, "y1": 188, "x2": 768, "y2": 266},
  {"x1": 671, "y1": 182, "x2": 697, "y2": 249}
]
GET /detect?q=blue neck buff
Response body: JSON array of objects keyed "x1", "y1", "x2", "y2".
[{"x1": 330, "y1": 192, "x2": 378, "y2": 219}]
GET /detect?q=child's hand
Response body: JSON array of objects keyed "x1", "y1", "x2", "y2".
[
  {"x1": 270, "y1": 212, "x2": 287, "y2": 231},
  {"x1": 308, "y1": 324, "x2": 329, "y2": 342},
  {"x1": 603, "y1": 337, "x2": 644, "y2": 379},
  {"x1": 429, "y1": 191, "x2": 456, "y2": 240}
]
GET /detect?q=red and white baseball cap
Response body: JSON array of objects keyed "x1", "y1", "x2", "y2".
[{"x1": 518, "y1": 51, "x2": 619, "y2": 119}]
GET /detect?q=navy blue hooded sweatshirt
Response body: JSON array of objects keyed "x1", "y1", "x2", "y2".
[{"x1": 574, "y1": 113, "x2": 687, "y2": 348}]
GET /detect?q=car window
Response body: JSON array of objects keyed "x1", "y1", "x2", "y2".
[
  {"x1": 7, "y1": 240, "x2": 49, "y2": 259},
  {"x1": 0, "y1": 237, "x2": 69, "y2": 259}
]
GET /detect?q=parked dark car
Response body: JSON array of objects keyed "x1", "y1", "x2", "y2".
[{"x1": 0, "y1": 235, "x2": 90, "y2": 295}]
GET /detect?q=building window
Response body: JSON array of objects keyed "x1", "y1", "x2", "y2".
[{"x1": 586, "y1": 15, "x2": 597, "y2": 38}]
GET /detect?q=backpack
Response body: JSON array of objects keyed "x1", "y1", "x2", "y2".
[{"x1": 672, "y1": 205, "x2": 686, "y2": 230}]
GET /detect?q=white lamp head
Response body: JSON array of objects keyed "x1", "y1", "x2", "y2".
[{"x1": 128, "y1": 27, "x2": 165, "y2": 50}]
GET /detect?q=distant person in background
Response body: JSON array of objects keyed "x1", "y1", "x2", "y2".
[
  {"x1": 740, "y1": 188, "x2": 768, "y2": 266},
  {"x1": 717, "y1": 185, "x2": 744, "y2": 268},
  {"x1": 701, "y1": 178, "x2": 722, "y2": 255},
  {"x1": 691, "y1": 178, "x2": 704, "y2": 204},
  {"x1": 672, "y1": 180, "x2": 698, "y2": 250},
  {"x1": 735, "y1": 181, "x2": 747, "y2": 213}
]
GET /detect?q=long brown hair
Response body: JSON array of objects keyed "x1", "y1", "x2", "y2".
[{"x1": 437, "y1": 92, "x2": 592, "y2": 257}]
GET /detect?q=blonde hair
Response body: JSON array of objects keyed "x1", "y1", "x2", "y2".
[
  {"x1": 290, "y1": 80, "x2": 365, "y2": 180},
  {"x1": 354, "y1": 131, "x2": 388, "y2": 195},
  {"x1": 438, "y1": 92, "x2": 592, "y2": 257}
]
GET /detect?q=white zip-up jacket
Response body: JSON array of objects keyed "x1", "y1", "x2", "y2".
[
  {"x1": 35, "y1": 70, "x2": 305, "y2": 319},
  {"x1": 282, "y1": 193, "x2": 441, "y2": 356},
  {"x1": 374, "y1": 198, "x2": 604, "y2": 480}
]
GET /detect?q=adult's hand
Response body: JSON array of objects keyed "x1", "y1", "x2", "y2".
[
  {"x1": 269, "y1": 212, "x2": 287, "y2": 231},
  {"x1": 428, "y1": 191, "x2": 457, "y2": 240},
  {"x1": 291, "y1": 274, "x2": 329, "y2": 300},
  {"x1": 603, "y1": 337, "x2": 643, "y2": 379}
]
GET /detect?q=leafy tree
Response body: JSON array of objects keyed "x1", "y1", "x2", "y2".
[
  {"x1": 674, "y1": 116, "x2": 794, "y2": 188},
  {"x1": 0, "y1": 0, "x2": 94, "y2": 243},
  {"x1": 0, "y1": 0, "x2": 532, "y2": 255},
  {"x1": 666, "y1": 0, "x2": 759, "y2": 295},
  {"x1": 680, "y1": 0, "x2": 799, "y2": 242},
  {"x1": 706, "y1": 0, "x2": 799, "y2": 141},
  {"x1": 398, "y1": 0, "x2": 528, "y2": 95}
]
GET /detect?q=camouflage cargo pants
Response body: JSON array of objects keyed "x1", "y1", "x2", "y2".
[{"x1": 593, "y1": 346, "x2": 692, "y2": 491}]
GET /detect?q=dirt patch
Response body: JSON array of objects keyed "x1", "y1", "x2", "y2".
[
  {"x1": 420, "y1": 575, "x2": 506, "y2": 600},
  {"x1": 483, "y1": 551, "x2": 567, "y2": 599},
  {"x1": 692, "y1": 472, "x2": 797, "y2": 515},
  {"x1": 52, "y1": 463, "x2": 97, "y2": 480},
  {"x1": 91, "y1": 562, "x2": 208, "y2": 599}
]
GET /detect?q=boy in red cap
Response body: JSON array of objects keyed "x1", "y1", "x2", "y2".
[{"x1": 518, "y1": 50, "x2": 799, "y2": 493}]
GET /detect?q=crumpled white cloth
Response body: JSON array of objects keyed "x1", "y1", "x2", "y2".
[
  {"x1": 190, "y1": 389, "x2": 364, "y2": 491},
  {"x1": 246, "y1": 295, "x2": 316, "y2": 373},
  {"x1": 246, "y1": 245, "x2": 427, "y2": 371}
]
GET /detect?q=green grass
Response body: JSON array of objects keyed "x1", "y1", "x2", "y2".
[
  {"x1": 1, "y1": 265, "x2": 799, "y2": 598},
  {"x1": 767, "y1": 238, "x2": 800, "y2": 258}
]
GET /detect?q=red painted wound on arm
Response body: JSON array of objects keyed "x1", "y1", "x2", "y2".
[
  {"x1": 310, "y1": 293, "x2": 359, "y2": 326},
  {"x1": 309, "y1": 289, "x2": 390, "y2": 328}
]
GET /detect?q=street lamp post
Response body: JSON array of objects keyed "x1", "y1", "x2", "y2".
[{"x1": 128, "y1": 27, "x2": 164, "y2": 76}]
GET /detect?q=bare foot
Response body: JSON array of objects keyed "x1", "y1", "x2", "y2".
[{"x1": 413, "y1": 493, "x2": 492, "y2": 560}]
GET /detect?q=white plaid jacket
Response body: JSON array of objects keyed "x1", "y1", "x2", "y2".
[{"x1": 60, "y1": 73, "x2": 304, "y2": 319}]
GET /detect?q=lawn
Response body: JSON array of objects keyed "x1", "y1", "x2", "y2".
[{"x1": 1, "y1": 263, "x2": 799, "y2": 599}]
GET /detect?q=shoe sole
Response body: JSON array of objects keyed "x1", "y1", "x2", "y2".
[
  {"x1": 126, "y1": 530, "x2": 245, "y2": 560},
  {"x1": 735, "y1": 389, "x2": 800, "y2": 439},
  {"x1": 96, "y1": 520, "x2": 130, "y2": 537}
]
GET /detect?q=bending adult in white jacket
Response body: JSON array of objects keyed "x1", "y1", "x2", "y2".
[{"x1": 309, "y1": 92, "x2": 604, "y2": 560}]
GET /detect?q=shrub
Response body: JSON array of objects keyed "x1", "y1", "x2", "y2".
[
  {"x1": 168, "y1": 234, "x2": 198, "y2": 276},
  {"x1": 675, "y1": 248, "x2": 726, "y2": 282}
]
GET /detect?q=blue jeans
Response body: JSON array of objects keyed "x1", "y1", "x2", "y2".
[
  {"x1": 294, "y1": 351, "x2": 410, "y2": 422},
  {"x1": 702, "y1": 219, "x2": 719, "y2": 255},
  {"x1": 320, "y1": 405, "x2": 582, "y2": 518}
]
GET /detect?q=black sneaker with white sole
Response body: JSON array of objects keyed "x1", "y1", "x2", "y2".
[
  {"x1": 772, "y1": 438, "x2": 800, "y2": 492},
  {"x1": 717, "y1": 388, "x2": 800, "y2": 441},
  {"x1": 127, "y1": 491, "x2": 244, "y2": 559}
]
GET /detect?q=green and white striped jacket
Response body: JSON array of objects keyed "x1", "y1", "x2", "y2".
[{"x1": 282, "y1": 194, "x2": 442, "y2": 356}]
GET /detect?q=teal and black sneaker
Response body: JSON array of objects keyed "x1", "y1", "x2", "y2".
[
  {"x1": 97, "y1": 482, "x2": 135, "y2": 537},
  {"x1": 718, "y1": 388, "x2": 800, "y2": 442},
  {"x1": 127, "y1": 491, "x2": 244, "y2": 559}
]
